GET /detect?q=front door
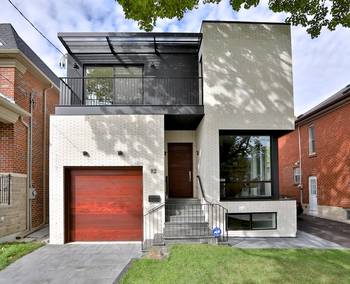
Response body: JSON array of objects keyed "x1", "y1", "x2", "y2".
[
  {"x1": 308, "y1": 176, "x2": 318, "y2": 215},
  {"x1": 168, "y1": 143, "x2": 193, "y2": 198}
]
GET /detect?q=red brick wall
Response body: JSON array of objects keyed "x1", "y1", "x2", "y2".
[
  {"x1": 279, "y1": 102, "x2": 350, "y2": 208},
  {"x1": 0, "y1": 66, "x2": 59, "y2": 228}
]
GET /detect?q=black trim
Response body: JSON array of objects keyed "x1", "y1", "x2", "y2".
[
  {"x1": 219, "y1": 130, "x2": 280, "y2": 201},
  {"x1": 226, "y1": 212, "x2": 277, "y2": 231}
]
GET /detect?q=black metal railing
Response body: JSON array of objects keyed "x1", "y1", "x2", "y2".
[
  {"x1": 164, "y1": 203, "x2": 228, "y2": 242},
  {"x1": 60, "y1": 76, "x2": 203, "y2": 106},
  {"x1": 196, "y1": 175, "x2": 228, "y2": 242},
  {"x1": 142, "y1": 178, "x2": 229, "y2": 250},
  {"x1": 143, "y1": 203, "x2": 165, "y2": 250},
  {"x1": 0, "y1": 174, "x2": 11, "y2": 205}
]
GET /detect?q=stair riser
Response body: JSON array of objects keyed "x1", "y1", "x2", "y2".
[
  {"x1": 166, "y1": 199, "x2": 201, "y2": 205},
  {"x1": 164, "y1": 229, "x2": 211, "y2": 236},
  {"x1": 169, "y1": 216, "x2": 206, "y2": 223},
  {"x1": 165, "y1": 224, "x2": 209, "y2": 230}
]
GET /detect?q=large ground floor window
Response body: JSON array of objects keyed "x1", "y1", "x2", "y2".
[{"x1": 220, "y1": 131, "x2": 278, "y2": 200}]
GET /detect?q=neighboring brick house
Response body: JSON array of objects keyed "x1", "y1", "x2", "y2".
[
  {"x1": 279, "y1": 84, "x2": 350, "y2": 223},
  {"x1": 0, "y1": 24, "x2": 59, "y2": 238}
]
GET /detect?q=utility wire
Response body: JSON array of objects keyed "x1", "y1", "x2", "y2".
[{"x1": 7, "y1": 0, "x2": 65, "y2": 56}]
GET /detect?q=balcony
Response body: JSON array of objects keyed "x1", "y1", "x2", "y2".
[
  {"x1": 59, "y1": 76, "x2": 202, "y2": 106},
  {"x1": 57, "y1": 76, "x2": 204, "y2": 129}
]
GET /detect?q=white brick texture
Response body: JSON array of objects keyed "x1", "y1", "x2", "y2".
[{"x1": 49, "y1": 115, "x2": 164, "y2": 244}]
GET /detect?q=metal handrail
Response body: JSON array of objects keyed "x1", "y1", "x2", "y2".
[
  {"x1": 143, "y1": 203, "x2": 165, "y2": 251},
  {"x1": 197, "y1": 175, "x2": 210, "y2": 204},
  {"x1": 197, "y1": 175, "x2": 229, "y2": 241}
]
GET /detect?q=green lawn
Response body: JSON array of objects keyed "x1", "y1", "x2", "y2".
[
  {"x1": 0, "y1": 242, "x2": 43, "y2": 270},
  {"x1": 121, "y1": 244, "x2": 350, "y2": 284}
]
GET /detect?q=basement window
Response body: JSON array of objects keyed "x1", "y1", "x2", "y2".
[
  {"x1": 227, "y1": 213, "x2": 277, "y2": 230},
  {"x1": 346, "y1": 210, "x2": 350, "y2": 220}
]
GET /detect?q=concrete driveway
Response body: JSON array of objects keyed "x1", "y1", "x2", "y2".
[
  {"x1": 0, "y1": 243, "x2": 142, "y2": 284},
  {"x1": 298, "y1": 215, "x2": 350, "y2": 247}
]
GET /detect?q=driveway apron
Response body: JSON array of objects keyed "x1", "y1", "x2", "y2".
[{"x1": 0, "y1": 243, "x2": 142, "y2": 284}]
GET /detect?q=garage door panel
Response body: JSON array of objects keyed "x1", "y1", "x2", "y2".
[
  {"x1": 72, "y1": 229, "x2": 142, "y2": 241},
  {"x1": 68, "y1": 167, "x2": 143, "y2": 242}
]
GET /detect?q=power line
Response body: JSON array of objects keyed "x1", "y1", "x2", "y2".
[{"x1": 7, "y1": 0, "x2": 65, "y2": 56}]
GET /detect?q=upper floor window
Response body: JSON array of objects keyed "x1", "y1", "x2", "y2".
[
  {"x1": 220, "y1": 133, "x2": 272, "y2": 200},
  {"x1": 308, "y1": 125, "x2": 316, "y2": 155},
  {"x1": 84, "y1": 65, "x2": 143, "y2": 105}
]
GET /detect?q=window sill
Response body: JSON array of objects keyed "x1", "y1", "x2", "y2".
[{"x1": 308, "y1": 153, "x2": 317, "y2": 158}]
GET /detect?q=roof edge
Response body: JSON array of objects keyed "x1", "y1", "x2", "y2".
[{"x1": 296, "y1": 85, "x2": 350, "y2": 125}]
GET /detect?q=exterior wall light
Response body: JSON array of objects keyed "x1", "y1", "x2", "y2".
[
  {"x1": 82, "y1": 151, "x2": 90, "y2": 157},
  {"x1": 117, "y1": 151, "x2": 123, "y2": 156}
]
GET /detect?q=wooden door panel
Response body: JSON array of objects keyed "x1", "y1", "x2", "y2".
[
  {"x1": 168, "y1": 143, "x2": 193, "y2": 198},
  {"x1": 67, "y1": 167, "x2": 143, "y2": 241}
]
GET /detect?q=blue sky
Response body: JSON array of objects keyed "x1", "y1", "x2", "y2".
[{"x1": 1, "y1": 0, "x2": 349, "y2": 115}]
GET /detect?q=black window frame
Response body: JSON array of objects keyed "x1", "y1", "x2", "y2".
[
  {"x1": 219, "y1": 130, "x2": 280, "y2": 201},
  {"x1": 82, "y1": 64, "x2": 145, "y2": 105},
  {"x1": 226, "y1": 212, "x2": 277, "y2": 231}
]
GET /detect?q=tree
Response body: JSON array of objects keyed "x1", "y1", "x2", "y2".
[{"x1": 117, "y1": 0, "x2": 350, "y2": 38}]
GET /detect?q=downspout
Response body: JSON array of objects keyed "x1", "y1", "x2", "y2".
[
  {"x1": 42, "y1": 84, "x2": 53, "y2": 224},
  {"x1": 28, "y1": 92, "x2": 34, "y2": 231},
  {"x1": 19, "y1": 115, "x2": 30, "y2": 231},
  {"x1": 297, "y1": 125, "x2": 303, "y2": 205}
]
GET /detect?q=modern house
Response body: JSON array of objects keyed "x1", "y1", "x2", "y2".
[
  {"x1": 279, "y1": 84, "x2": 350, "y2": 223},
  {"x1": 0, "y1": 24, "x2": 59, "y2": 238},
  {"x1": 50, "y1": 21, "x2": 296, "y2": 247}
]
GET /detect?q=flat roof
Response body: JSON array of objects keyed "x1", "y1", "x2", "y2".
[{"x1": 58, "y1": 32, "x2": 202, "y2": 65}]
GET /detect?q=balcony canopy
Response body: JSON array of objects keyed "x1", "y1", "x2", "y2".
[{"x1": 58, "y1": 32, "x2": 202, "y2": 65}]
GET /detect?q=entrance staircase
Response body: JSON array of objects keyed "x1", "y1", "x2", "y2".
[{"x1": 164, "y1": 198, "x2": 211, "y2": 242}]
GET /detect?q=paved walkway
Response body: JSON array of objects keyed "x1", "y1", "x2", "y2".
[
  {"x1": 228, "y1": 230, "x2": 342, "y2": 248},
  {"x1": 298, "y1": 215, "x2": 350, "y2": 247},
  {"x1": 0, "y1": 243, "x2": 142, "y2": 284}
]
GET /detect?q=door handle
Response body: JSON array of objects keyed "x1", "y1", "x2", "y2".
[{"x1": 189, "y1": 171, "x2": 192, "y2": 182}]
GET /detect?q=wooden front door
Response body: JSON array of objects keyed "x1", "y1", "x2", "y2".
[
  {"x1": 66, "y1": 167, "x2": 143, "y2": 242},
  {"x1": 168, "y1": 143, "x2": 193, "y2": 198}
]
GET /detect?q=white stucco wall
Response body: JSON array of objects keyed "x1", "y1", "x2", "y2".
[
  {"x1": 49, "y1": 115, "x2": 164, "y2": 244},
  {"x1": 196, "y1": 22, "x2": 296, "y2": 237}
]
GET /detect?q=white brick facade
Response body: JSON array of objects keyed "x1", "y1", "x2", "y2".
[
  {"x1": 49, "y1": 115, "x2": 164, "y2": 244},
  {"x1": 195, "y1": 22, "x2": 296, "y2": 237}
]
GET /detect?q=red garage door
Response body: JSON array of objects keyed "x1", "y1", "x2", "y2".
[{"x1": 66, "y1": 167, "x2": 142, "y2": 242}]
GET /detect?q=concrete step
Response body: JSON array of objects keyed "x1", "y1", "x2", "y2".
[
  {"x1": 166, "y1": 198, "x2": 201, "y2": 204},
  {"x1": 164, "y1": 228, "x2": 211, "y2": 236},
  {"x1": 169, "y1": 215, "x2": 206, "y2": 223},
  {"x1": 166, "y1": 208, "x2": 204, "y2": 216}
]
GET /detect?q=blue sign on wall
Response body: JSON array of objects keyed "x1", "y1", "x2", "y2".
[{"x1": 212, "y1": 227, "x2": 222, "y2": 238}]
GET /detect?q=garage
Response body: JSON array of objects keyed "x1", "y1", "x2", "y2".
[{"x1": 65, "y1": 167, "x2": 143, "y2": 242}]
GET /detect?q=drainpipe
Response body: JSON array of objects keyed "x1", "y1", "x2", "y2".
[
  {"x1": 19, "y1": 115, "x2": 31, "y2": 231},
  {"x1": 42, "y1": 84, "x2": 53, "y2": 224},
  {"x1": 297, "y1": 125, "x2": 303, "y2": 205},
  {"x1": 18, "y1": 92, "x2": 34, "y2": 232}
]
